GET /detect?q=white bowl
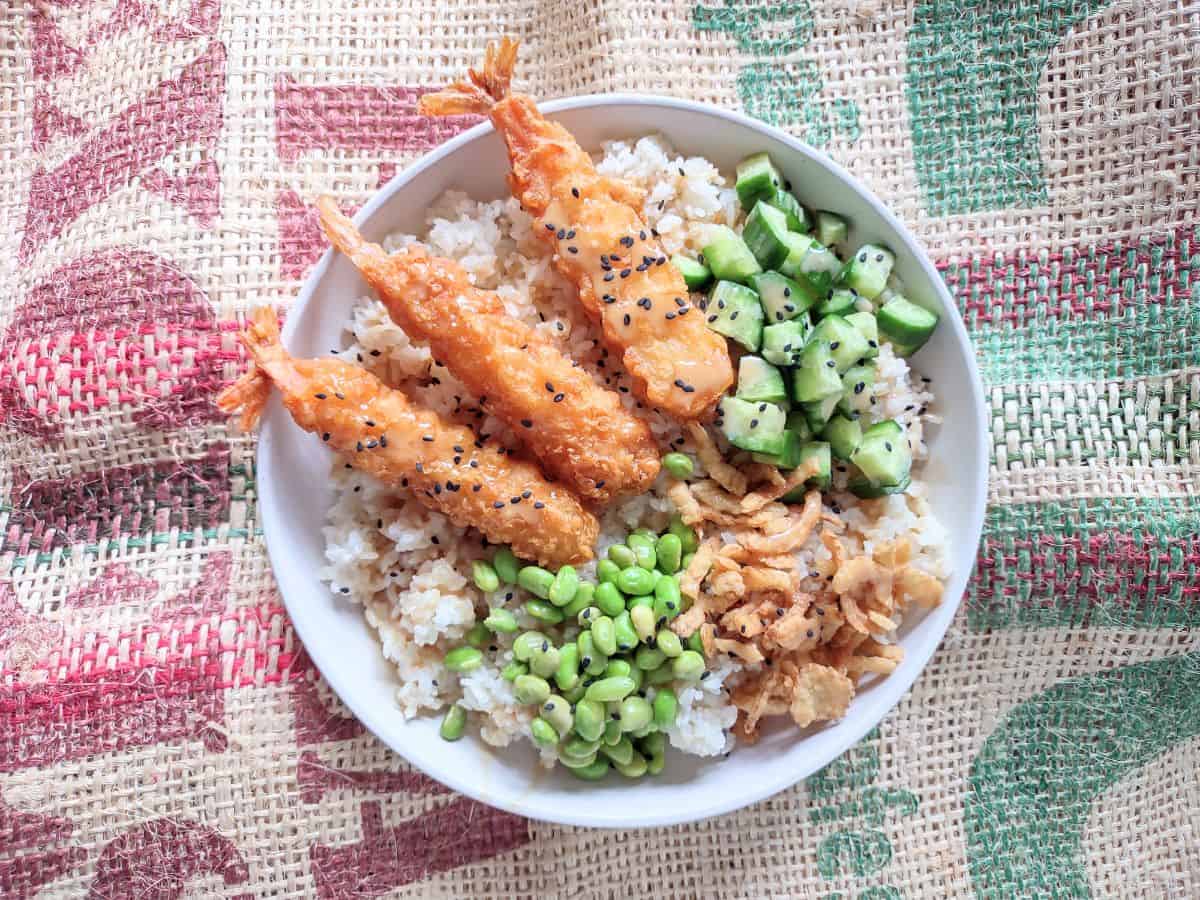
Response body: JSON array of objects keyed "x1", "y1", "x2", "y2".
[{"x1": 259, "y1": 95, "x2": 988, "y2": 828}]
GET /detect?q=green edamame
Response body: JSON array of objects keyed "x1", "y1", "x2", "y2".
[
  {"x1": 626, "y1": 533, "x2": 657, "y2": 570},
  {"x1": 573, "y1": 698, "x2": 606, "y2": 741},
  {"x1": 668, "y1": 514, "x2": 699, "y2": 554},
  {"x1": 555, "y1": 643, "x2": 580, "y2": 692},
  {"x1": 501, "y1": 660, "x2": 527, "y2": 681},
  {"x1": 640, "y1": 732, "x2": 667, "y2": 757},
  {"x1": 616, "y1": 566, "x2": 655, "y2": 597},
  {"x1": 513, "y1": 631, "x2": 549, "y2": 661},
  {"x1": 603, "y1": 718, "x2": 623, "y2": 746},
  {"x1": 656, "y1": 629, "x2": 683, "y2": 658},
  {"x1": 439, "y1": 704, "x2": 466, "y2": 741},
  {"x1": 443, "y1": 646, "x2": 483, "y2": 672},
  {"x1": 584, "y1": 675, "x2": 636, "y2": 703},
  {"x1": 559, "y1": 751, "x2": 598, "y2": 769},
  {"x1": 681, "y1": 553, "x2": 695, "y2": 571},
  {"x1": 483, "y1": 607, "x2": 518, "y2": 634},
  {"x1": 646, "y1": 752, "x2": 665, "y2": 775},
  {"x1": 607, "y1": 544, "x2": 637, "y2": 569},
  {"x1": 541, "y1": 695, "x2": 573, "y2": 737},
  {"x1": 530, "y1": 717, "x2": 558, "y2": 746},
  {"x1": 528, "y1": 644, "x2": 560, "y2": 679},
  {"x1": 517, "y1": 565, "x2": 555, "y2": 599},
  {"x1": 618, "y1": 695, "x2": 653, "y2": 732},
  {"x1": 615, "y1": 751, "x2": 649, "y2": 778},
  {"x1": 591, "y1": 615, "x2": 617, "y2": 656},
  {"x1": 654, "y1": 575, "x2": 682, "y2": 618},
  {"x1": 632, "y1": 527, "x2": 657, "y2": 540},
  {"x1": 563, "y1": 681, "x2": 587, "y2": 704},
  {"x1": 604, "y1": 659, "x2": 633, "y2": 679},
  {"x1": 627, "y1": 594, "x2": 654, "y2": 610},
  {"x1": 513, "y1": 673, "x2": 551, "y2": 705},
  {"x1": 661, "y1": 452, "x2": 694, "y2": 480},
  {"x1": 672, "y1": 650, "x2": 705, "y2": 681},
  {"x1": 630, "y1": 604, "x2": 656, "y2": 641},
  {"x1": 577, "y1": 632, "x2": 608, "y2": 675},
  {"x1": 594, "y1": 582, "x2": 625, "y2": 617},
  {"x1": 525, "y1": 599, "x2": 564, "y2": 624},
  {"x1": 601, "y1": 735, "x2": 634, "y2": 766},
  {"x1": 687, "y1": 630, "x2": 705, "y2": 653},
  {"x1": 635, "y1": 646, "x2": 666, "y2": 671},
  {"x1": 561, "y1": 583, "x2": 594, "y2": 618},
  {"x1": 548, "y1": 565, "x2": 579, "y2": 607},
  {"x1": 568, "y1": 757, "x2": 609, "y2": 780},
  {"x1": 576, "y1": 606, "x2": 600, "y2": 627},
  {"x1": 493, "y1": 547, "x2": 520, "y2": 584},
  {"x1": 472, "y1": 560, "x2": 501, "y2": 593},
  {"x1": 644, "y1": 662, "x2": 675, "y2": 686},
  {"x1": 613, "y1": 611, "x2": 639, "y2": 652},
  {"x1": 653, "y1": 689, "x2": 678, "y2": 728},
  {"x1": 464, "y1": 622, "x2": 490, "y2": 648},
  {"x1": 562, "y1": 736, "x2": 601, "y2": 760},
  {"x1": 597, "y1": 559, "x2": 622, "y2": 584},
  {"x1": 655, "y1": 533, "x2": 683, "y2": 574}
]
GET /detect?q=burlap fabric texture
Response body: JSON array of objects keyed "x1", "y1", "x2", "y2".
[{"x1": 1, "y1": 0, "x2": 1198, "y2": 897}]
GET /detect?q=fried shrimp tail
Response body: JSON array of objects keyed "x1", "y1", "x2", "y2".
[
  {"x1": 218, "y1": 308, "x2": 598, "y2": 567},
  {"x1": 317, "y1": 197, "x2": 661, "y2": 504},
  {"x1": 420, "y1": 39, "x2": 734, "y2": 422}
]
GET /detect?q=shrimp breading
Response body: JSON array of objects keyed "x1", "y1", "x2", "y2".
[
  {"x1": 420, "y1": 38, "x2": 734, "y2": 422},
  {"x1": 318, "y1": 198, "x2": 660, "y2": 505},
  {"x1": 217, "y1": 308, "x2": 598, "y2": 567}
]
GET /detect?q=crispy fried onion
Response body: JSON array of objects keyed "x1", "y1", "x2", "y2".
[
  {"x1": 686, "y1": 422, "x2": 747, "y2": 495},
  {"x1": 829, "y1": 537, "x2": 944, "y2": 636},
  {"x1": 732, "y1": 660, "x2": 855, "y2": 740}
]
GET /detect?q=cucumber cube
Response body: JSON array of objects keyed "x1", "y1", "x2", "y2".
[
  {"x1": 848, "y1": 475, "x2": 911, "y2": 499},
  {"x1": 815, "y1": 288, "x2": 858, "y2": 319},
  {"x1": 838, "y1": 363, "x2": 876, "y2": 417},
  {"x1": 800, "y1": 395, "x2": 841, "y2": 433},
  {"x1": 791, "y1": 340, "x2": 843, "y2": 403},
  {"x1": 671, "y1": 254, "x2": 711, "y2": 290},
  {"x1": 761, "y1": 319, "x2": 811, "y2": 367},
  {"x1": 838, "y1": 243, "x2": 895, "y2": 300},
  {"x1": 797, "y1": 243, "x2": 842, "y2": 297},
  {"x1": 742, "y1": 201, "x2": 792, "y2": 269},
  {"x1": 735, "y1": 152, "x2": 784, "y2": 208},
  {"x1": 850, "y1": 419, "x2": 911, "y2": 488},
  {"x1": 702, "y1": 226, "x2": 761, "y2": 284},
  {"x1": 765, "y1": 189, "x2": 809, "y2": 233},
  {"x1": 716, "y1": 396, "x2": 787, "y2": 455},
  {"x1": 737, "y1": 356, "x2": 788, "y2": 405},
  {"x1": 750, "y1": 270, "x2": 818, "y2": 323},
  {"x1": 809, "y1": 314, "x2": 871, "y2": 372},
  {"x1": 845, "y1": 311, "x2": 880, "y2": 359},
  {"x1": 814, "y1": 211, "x2": 848, "y2": 247},
  {"x1": 752, "y1": 429, "x2": 806, "y2": 469},
  {"x1": 877, "y1": 295, "x2": 940, "y2": 356},
  {"x1": 783, "y1": 442, "x2": 831, "y2": 499},
  {"x1": 822, "y1": 413, "x2": 863, "y2": 461},
  {"x1": 705, "y1": 280, "x2": 763, "y2": 351},
  {"x1": 777, "y1": 233, "x2": 816, "y2": 280},
  {"x1": 785, "y1": 410, "x2": 814, "y2": 443}
]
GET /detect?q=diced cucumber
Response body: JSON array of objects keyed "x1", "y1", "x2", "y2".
[
  {"x1": 848, "y1": 475, "x2": 911, "y2": 499},
  {"x1": 702, "y1": 226, "x2": 762, "y2": 284},
  {"x1": 791, "y1": 340, "x2": 843, "y2": 403},
  {"x1": 850, "y1": 419, "x2": 911, "y2": 488},
  {"x1": 838, "y1": 243, "x2": 895, "y2": 300},
  {"x1": 750, "y1": 270, "x2": 818, "y2": 323},
  {"x1": 742, "y1": 202, "x2": 792, "y2": 269},
  {"x1": 765, "y1": 189, "x2": 809, "y2": 233},
  {"x1": 717, "y1": 396, "x2": 787, "y2": 455},
  {"x1": 845, "y1": 311, "x2": 879, "y2": 359},
  {"x1": 822, "y1": 413, "x2": 862, "y2": 461},
  {"x1": 777, "y1": 233, "x2": 815, "y2": 280},
  {"x1": 761, "y1": 319, "x2": 811, "y2": 367},
  {"x1": 797, "y1": 243, "x2": 842, "y2": 297},
  {"x1": 783, "y1": 442, "x2": 831, "y2": 499},
  {"x1": 735, "y1": 152, "x2": 784, "y2": 209},
  {"x1": 801, "y1": 395, "x2": 841, "y2": 433},
  {"x1": 815, "y1": 288, "x2": 858, "y2": 319},
  {"x1": 752, "y1": 429, "x2": 805, "y2": 469},
  {"x1": 705, "y1": 281, "x2": 763, "y2": 351},
  {"x1": 736, "y1": 356, "x2": 788, "y2": 405},
  {"x1": 785, "y1": 410, "x2": 814, "y2": 442},
  {"x1": 671, "y1": 254, "x2": 711, "y2": 290},
  {"x1": 809, "y1": 314, "x2": 871, "y2": 372},
  {"x1": 877, "y1": 295, "x2": 939, "y2": 356},
  {"x1": 837, "y1": 363, "x2": 876, "y2": 417},
  {"x1": 814, "y1": 210, "x2": 847, "y2": 247}
]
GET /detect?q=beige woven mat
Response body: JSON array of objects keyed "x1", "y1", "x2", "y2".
[{"x1": 1, "y1": 0, "x2": 1198, "y2": 896}]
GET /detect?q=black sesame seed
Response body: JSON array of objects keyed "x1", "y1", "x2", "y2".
[
  {"x1": 623, "y1": 314, "x2": 631, "y2": 326},
  {"x1": 554, "y1": 393, "x2": 564, "y2": 402},
  {"x1": 571, "y1": 187, "x2": 580, "y2": 197},
  {"x1": 423, "y1": 435, "x2": 434, "y2": 442},
  {"x1": 826, "y1": 360, "x2": 836, "y2": 368},
  {"x1": 665, "y1": 312, "x2": 676, "y2": 320},
  {"x1": 315, "y1": 393, "x2": 327, "y2": 399},
  {"x1": 831, "y1": 342, "x2": 840, "y2": 350},
  {"x1": 556, "y1": 228, "x2": 566, "y2": 239},
  {"x1": 493, "y1": 501, "x2": 505, "y2": 508},
  {"x1": 750, "y1": 419, "x2": 759, "y2": 428},
  {"x1": 534, "y1": 501, "x2": 545, "y2": 509},
  {"x1": 473, "y1": 484, "x2": 481, "y2": 492},
  {"x1": 568, "y1": 246, "x2": 579, "y2": 254},
  {"x1": 566, "y1": 230, "x2": 576, "y2": 239},
  {"x1": 322, "y1": 432, "x2": 330, "y2": 441},
  {"x1": 621, "y1": 269, "x2": 631, "y2": 278},
  {"x1": 596, "y1": 480, "x2": 605, "y2": 488},
  {"x1": 545, "y1": 382, "x2": 555, "y2": 392},
  {"x1": 545, "y1": 223, "x2": 556, "y2": 231},
  {"x1": 604, "y1": 273, "x2": 614, "y2": 282},
  {"x1": 521, "y1": 419, "x2": 533, "y2": 428},
  {"x1": 854, "y1": 382, "x2": 865, "y2": 394},
  {"x1": 335, "y1": 392, "x2": 345, "y2": 400}
]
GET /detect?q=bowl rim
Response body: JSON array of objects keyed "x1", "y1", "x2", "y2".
[{"x1": 262, "y1": 91, "x2": 989, "y2": 828}]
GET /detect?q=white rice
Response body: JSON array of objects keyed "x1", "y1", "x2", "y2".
[{"x1": 318, "y1": 135, "x2": 949, "y2": 758}]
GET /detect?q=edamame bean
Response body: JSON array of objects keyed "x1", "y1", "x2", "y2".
[
  {"x1": 555, "y1": 643, "x2": 580, "y2": 692},
  {"x1": 632, "y1": 526, "x2": 657, "y2": 540},
  {"x1": 562, "y1": 736, "x2": 601, "y2": 760},
  {"x1": 656, "y1": 629, "x2": 683, "y2": 658},
  {"x1": 591, "y1": 615, "x2": 617, "y2": 656},
  {"x1": 541, "y1": 695, "x2": 573, "y2": 737},
  {"x1": 528, "y1": 644, "x2": 561, "y2": 679},
  {"x1": 630, "y1": 605, "x2": 656, "y2": 642},
  {"x1": 597, "y1": 559, "x2": 622, "y2": 584},
  {"x1": 607, "y1": 544, "x2": 637, "y2": 569},
  {"x1": 681, "y1": 552, "x2": 695, "y2": 571},
  {"x1": 619, "y1": 695, "x2": 653, "y2": 732},
  {"x1": 594, "y1": 582, "x2": 625, "y2": 617},
  {"x1": 493, "y1": 547, "x2": 520, "y2": 584},
  {"x1": 576, "y1": 606, "x2": 600, "y2": 627},
  {"x1": 563, "y1": 681, "x2": 586, "y2": 704},
  {"x1": 577, "y1": 632, "x2": 608, "y2": 675},
  {"x1": 561, "y1": 583, "x2": 594, "y2": 618},
  {"x1": 672, "y1": 650, "x2": 705, "y2": 681},
  {"x1": 483, "y1": 607, "x2": 518, "y2": 634},
  {"x1": 655, "y1": 533, "x2": 683, "y2": 574},
  {"x1": 626, "y1": 533, "x2": 657, "y2": 570},
  {"x1": 627, "y1": 594, "x2": 654, "y2": 610},
  {"x1": 661, "y1": 452, "x2": 694, "y2": 480},
  {"x1": 584, "y1": 675, "x2": 636, "y2": 703},
  {"x1": 573, "y1": 698, "x2": 606, "y2": 741},
  {"x1": 601, "y1": 735, "x2": 634, "y2": 766},
  {"x1": 513, "y1": 674, "x2": 551, "y2": 705},
  {"x1": 635, "y1": 646, "x2": 666, "y2": 671},
  {"x1": 613, "y1": 611, "x2": 639, "y2": 652},
  {"x1": 525, "y1": 599, "x2": 564, "y2": 624},
  {"x1": 644, "y1": 662, "x2": 675, "y2": 686},
  {"x1": 517, "y1": 565, "x2": 555, "y2": 599},
  {"x1": 465, "y1": 622, "x2": 490, "y2": 648},
  {"x1": 501, "y1": 661, "x2": 527, "y2": 681},
  {"x1": 668, "y1": 514, "x2": 699, "y2": 554},
  {"x1": 559, "y1": 751, "x2": 598, "y2": 769},
  {"x1": 687, "y1": 630, "x2": 705, "y2": 653},
  {"x1": 616, "y1": 566, "x2": 655, "y2": 597},
  {"x1": 627, "y1": 663, "x2": 644, "y2": 692},
  {"x1": 615, "y1": 751, "x2": 649, "y2": 778},
  {"x1": 605, "y1": 659, "x2": 633, "y2": 679},
  {"x1": 653, "y1": 575, "x2": 682, "y2": 621},
  {"x1": 472, "y1": 560, "x2": 500, "y2": 593},
  {"x1": 530, "y1": 717, "x2": 558, "y2": 746},
  {"x1": 646, "y1": 753, "x2": 665, "y2": 775},
  {"x1": 548, "y1": 565, "x2": 579, "y2": 607},
  {"x1": 444, "y1": 646, "x2": 483, "y2": 672},
  {"x1": 567, "y1": 757, "x2": 609, "y2": 780},
  {"x1": 603, "y1": 718, "x2": 623, "y2": 746},
  {"x1": 653, "y1": 689, "x2": 678, "y2": 728},
  {"x1": 439, "y1": 704, "x2": 466, "y2": 741},
  {"x1": 513, "y1": 631, "x2": 549, "y2": 661}
]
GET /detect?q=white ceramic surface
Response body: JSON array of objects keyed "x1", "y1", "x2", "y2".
[{"x1": 258, "y1": 95, "x2": 988, "y2": 828}]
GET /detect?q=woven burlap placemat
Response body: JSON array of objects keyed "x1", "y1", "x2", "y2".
[{"x1": 1, "y1": 1, "x2": 1197, "y2": 896}]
